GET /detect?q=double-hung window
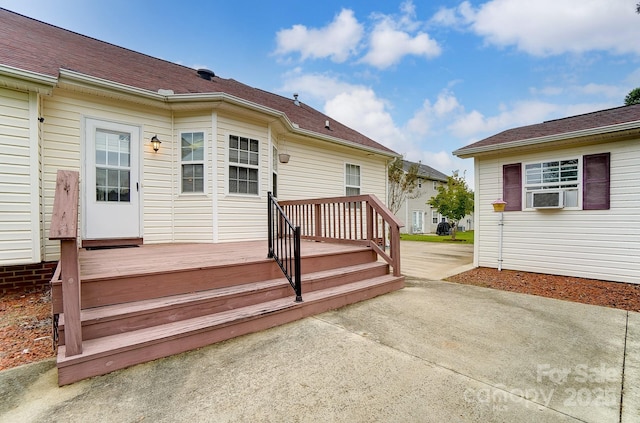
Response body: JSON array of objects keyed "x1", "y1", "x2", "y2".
[
  {"x1": 181, "y1": 131, "x2": 205, "y2": 193},
  {"x1": 524, "y1": 159, "x2": 579, "y2": 208},
  {"x1": 229, "y1": 135, "x2": 259, "y2": 195},
  {"x1": 504, "y1": 153, "x2": 610, "y2": 211},
  {"x1": 345, "y1": 163, "x2": 360, "y2": 196}
]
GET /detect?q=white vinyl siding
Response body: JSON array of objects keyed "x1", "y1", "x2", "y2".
[
  {"x1": 0, "y1": 88, "x2": 40, "y2": 264},
  {"x1": 173, "y1": 117, "x2": 213, "y2": 243},
  {"x1": 41, "y1": 90, "x2": 173, "y2": 259},
  {"x1": 37, "y1": 89, "x2": 392, "y2": 251},
  {"x1": 474, "y1": 139, "x2": 640, "y2": 284},
  {"x1": 275, "y1": 138, "x2": 387, "y2": 202},
  {"x1": 216, "y1": 115, "x2": 268, "y2": 241}
]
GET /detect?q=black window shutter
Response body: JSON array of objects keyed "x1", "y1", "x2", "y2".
[
  {"x1": 583, "y1": 152, "x2": 610, "y2": 210},
  {"x1": 503, "y1": 163, "x2": 522, "y2": 211}
]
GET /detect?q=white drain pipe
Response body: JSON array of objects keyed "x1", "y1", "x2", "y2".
[
  {"x1": 492, "y1": 199, "x2": 507, "y2": 271},
  {"x1": 498, "y1": 211, "x2": 504, "y2": 271}
]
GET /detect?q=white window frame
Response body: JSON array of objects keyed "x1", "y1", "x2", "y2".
[
  {"x1": 227, "y1": 134, "x2": 260, "y2": 196},
  {"x1": 433, "y1": 181, "x2": 438, "y2": 190},
  {"x1": 180, "y1": 130, "x2": 206, "y2": 195},
  {"x1": 523, "y1": 157, "x2": 581, "y2": 210},
  {"x1": 432, "y1": 210, "x2": 439, "y2": 224},
  {"x1": 345, "y1": 163, "x2": 361, "y2": 196}
]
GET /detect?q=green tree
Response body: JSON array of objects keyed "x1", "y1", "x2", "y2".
[
  {"x1": 624, "y1": 87, "x2": 640, "y2": 106},
  {"x1": 428, "y1": 173, "x2": 474, "y2": 240},
  {"x1": 387, "y1": 157, "x2": 420, "y2": 214}
]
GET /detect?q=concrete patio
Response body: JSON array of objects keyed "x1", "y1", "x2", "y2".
[{"x1": 1, "y1": 241, "x2": 637, "y2": 422}]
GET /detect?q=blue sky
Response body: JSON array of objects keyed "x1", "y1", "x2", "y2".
[{"x1": 2, "y1": 0, "x2": 640, "y2": 185}]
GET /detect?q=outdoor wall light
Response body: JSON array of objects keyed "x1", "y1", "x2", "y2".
[{"x1": 151, "y1": 135, "x2": 161, "y2": 152}]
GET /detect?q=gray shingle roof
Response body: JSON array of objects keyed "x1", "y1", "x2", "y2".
[
  {"x1": 0, "y1": 8, "x2": 396, "y2": 155},
  {"x1": 402, "y1": 160, "x2": 448, "y2": 182}
]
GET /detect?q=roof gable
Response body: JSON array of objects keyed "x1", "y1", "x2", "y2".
[
  {"x1": 455, "y1": 104, "x2": 640, "y2": 157},
  {"x1": 0, "y1": 8, "x2": 395, "y2": 155}
]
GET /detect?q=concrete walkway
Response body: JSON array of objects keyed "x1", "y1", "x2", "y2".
[{"x1": 1, "y1": 241, "x2": 638, "y2": 422}]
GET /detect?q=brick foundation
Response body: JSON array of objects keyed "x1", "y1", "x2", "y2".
[{"x1": 0, "y1": 261, "x2": 57, "y2": 295}]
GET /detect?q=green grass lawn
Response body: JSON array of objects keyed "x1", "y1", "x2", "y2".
[{"x1": 400, "y1": 230, "x2": 474, "y2": 244}]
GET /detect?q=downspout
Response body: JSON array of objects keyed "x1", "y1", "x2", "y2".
[
  {"x1": 170, "y1": 110, "x2": 175, "y2": 242},
  {"x1": 498, "y1": 211, "x2": 504, "y2": 271}
]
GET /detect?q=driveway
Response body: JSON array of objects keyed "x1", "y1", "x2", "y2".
[{"x1": 1, "y1": 241, "x2": 638, "y2": 422}]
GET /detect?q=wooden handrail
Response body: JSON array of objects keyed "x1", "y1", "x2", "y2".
[
  {"x1": 279, "y1": 194, "x2": 404, "y2": 276},
  {"x1": 49, "y1": 170, "x2": 82, "y2": 356}
]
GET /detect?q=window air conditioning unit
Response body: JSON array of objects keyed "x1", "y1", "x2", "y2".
[{"x1": 532, "y1": 190, "x2": 564, "y2": 209}]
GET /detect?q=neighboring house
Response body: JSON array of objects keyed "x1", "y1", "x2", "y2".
[
  {"x1": 0, "y1": 9, "x2": 398, "y2": 290},
  {"x1": 454, "y1": 104, "x2": 640, "y2": 284},
  {"x1": 396, "y1": 160, "x2": 447, "y2": 234},
  {"x1": 396, "y1": 160, "x2": 474, "y2": 234}
]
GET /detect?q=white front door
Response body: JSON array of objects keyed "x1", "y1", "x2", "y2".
[{"x1": 83, "y1": 119, "x2": 141, "y2": 240}]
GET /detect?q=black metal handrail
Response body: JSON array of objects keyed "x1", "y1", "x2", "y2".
[{"x1": 267, "y1": 192, "x2": 302, "y2": 302}]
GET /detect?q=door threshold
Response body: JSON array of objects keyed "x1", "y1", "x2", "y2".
[{"x1": 82, "y1": 238, "x2": 143, "y2": 249}]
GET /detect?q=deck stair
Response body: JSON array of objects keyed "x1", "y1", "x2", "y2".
[{"x1": 52, "y1": 243, "x2": 404, "y2": 385}]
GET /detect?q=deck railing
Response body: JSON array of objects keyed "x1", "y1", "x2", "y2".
[
  {"x1": 267, "y1": 192, "x2": 302, "y2": 302},
  {"x1": 279, "y1": 194, "x2": 404, "y2": 277},
  {"x1": 49, "y1": 170, "x2": 82, "y2": 356}
]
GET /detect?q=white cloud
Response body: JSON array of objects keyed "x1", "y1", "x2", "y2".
[
  {"x1": 279, "y1": 71, "x2": 406, "y2": 151},
  {"x1": 530, "y1": 82, "x2": 628, "y2": 100},
  {"x1": 361, "y1": 2, "x2": 441, "y2": 68},
  {"x1": 406, "y1": 90, "x2": 462, "y2": 135},
  {"x1": 278, "y1": 68, "x2": 358, "y2": 102},
  {"x1": 435, "y1": 0, "x2": 640, "y2": 57},
  {"x1": 275, "y1": 1, "x2": 441, "y2": 68},
  {"x1": 274, "y1": 9, "x2": 363, "y2": 63},
  {"x1": 325, "y1": 88, "x2": 406, "y2": 152}
]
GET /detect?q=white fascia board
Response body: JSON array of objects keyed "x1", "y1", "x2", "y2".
[
  {"x1": 454, "y1": 121, "x2": 640, "y2": 158},
  {"x1": 58, "y1": 69, "x2": 166, "y2": 101},
  {"x1": 0, "y1": 64, "x2": 57, "y2": 94}
]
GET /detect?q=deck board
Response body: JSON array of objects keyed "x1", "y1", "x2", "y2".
[{"x1": 79, "y1": 240, "x2": 369, "y2": 280}]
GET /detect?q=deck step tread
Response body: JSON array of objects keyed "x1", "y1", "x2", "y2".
[
  {"x1": 59, "y1": 261, "x2": 388, "y2": 326},
  {"x1": 57, "y1": 274, "x2": 402, "y2": 366}
]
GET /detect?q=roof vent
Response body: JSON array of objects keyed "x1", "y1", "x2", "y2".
[
  {"x1": 196, "y1": 68, "x2": 215, "y2": 81},
  {"x1": 325, "y1": 120, "x2": 330, "y2": 130},
  {"x1": 293, "y1": 93, "x2": 300, "y2": 106}
]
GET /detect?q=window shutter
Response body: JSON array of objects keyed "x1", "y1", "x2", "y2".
[
  {"x1": 502, "y1": 163, "x2": 522, "y2": 211},
  {"x1": 583, "y1": 152, "x2": 610, "y2": 210}
]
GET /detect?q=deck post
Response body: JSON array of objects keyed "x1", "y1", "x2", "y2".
[
  {"x1": 49, "y1": 170, "x2": 83, "y2": 356},
  {"x1": 267, "y1": 192, "x2": 273, "y2": 258},
  {"x1": 60, "y1": 240, "x2": 82, "y2": 355}
]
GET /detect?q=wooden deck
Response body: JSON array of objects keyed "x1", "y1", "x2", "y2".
[
  {"x1": 52, "y1": 240, "x2": 404, "y2": 385},
  {"x1": 79, "y1": 240, "x2": 368, "y2": 279}
]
